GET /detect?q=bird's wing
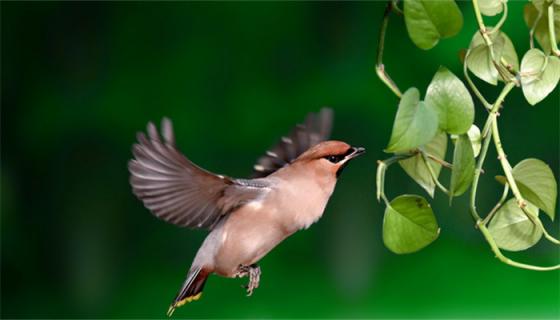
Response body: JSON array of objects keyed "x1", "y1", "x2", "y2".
[
  {"x1": 129, "y1": 118, "x2": 269, "y2": 230},
  {"x1": 252, "y1": 107, "x2": 333, "y2": 178}
]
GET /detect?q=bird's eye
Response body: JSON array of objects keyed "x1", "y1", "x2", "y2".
[{"x1": 325, "y1": 155, "x2": 343, "y2": 163}]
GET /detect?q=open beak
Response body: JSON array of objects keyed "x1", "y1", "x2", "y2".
[
  {"x1": 347, "y1": 146, "x2": 366, "y2": 159},
  {"x1": 336, "y1": 146, "x2": 366, "y2": 177}
]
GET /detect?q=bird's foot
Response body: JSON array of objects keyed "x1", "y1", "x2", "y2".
[{"x1": 237, "y1": 264, "x2": 261, "y2": 296}]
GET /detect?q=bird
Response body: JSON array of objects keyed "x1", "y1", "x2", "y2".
[{"x1": 128, "y1": 108, "x2": 365, "y2": 316}]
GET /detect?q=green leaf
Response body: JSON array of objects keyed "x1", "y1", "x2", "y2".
[
  {"x1": 523, "y1": 1, "x2": 560, "y2": 55},
  {"x1": 383, "y1": 195, "x2": 440, "y2": 254},
  {"x1": 450, "y1": 124, "x2": 482, "y2": 157},
  {"x1": 488, "y1": 199, "x2": 543, "y2": 251},
  {"x1": 449, "y1": 134, "x2": 475, "y2": 197},
  {"x1": 479, "y1": 0, "x2": 504, "y2": 16},
  {"x1": 403, "y1": 0, "x2": 463, "y2": 50},
  {"x1": 520, "y1": 49, "x2": 560, "y2": 105},
  {"x1": 466, "y1": 125, "x2": 482, "y2": 157},
  {"x1": 425, "y1": 66, "x2": 474, "y2": 135},
  {"x1": 385, "y1": 88, "x2": 438, "y2": 153},
  {"x1": 466, "y1": 30, "x2": 519, "y2": 85},
  {"x1": 399, "y1": 132, "x2": 448, "y2": 197},
  {"x1": 513, "y1": 158, "x2": 557, "y2": 220}
]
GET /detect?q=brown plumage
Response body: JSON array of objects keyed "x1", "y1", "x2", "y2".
[{"x1": 128, "y1": 108, "x2": 364, "y2": 316}]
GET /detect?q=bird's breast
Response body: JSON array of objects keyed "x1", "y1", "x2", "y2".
[
  {"x1": 212, "y1": 176, "x2": 335, "y2": 276},
  {"x1": 268, "y1": 176, "x2": 335, "y2": 232}
]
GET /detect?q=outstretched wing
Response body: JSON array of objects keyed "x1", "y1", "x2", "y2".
[
  {"x1": 252, "y1": 108, "x2": 333, "y2": 178},
  {"x1": 129, "y1": 118, "x2": 269, "y2": 229}
]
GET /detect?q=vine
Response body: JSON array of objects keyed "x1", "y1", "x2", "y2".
[{"x1": 375, "y1": 0, "x2": 560, "y2": 270}]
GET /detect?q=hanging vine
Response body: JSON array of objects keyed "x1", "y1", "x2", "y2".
[{"x1": 375, "y1": 0, "x2": 560, "y2": 270}]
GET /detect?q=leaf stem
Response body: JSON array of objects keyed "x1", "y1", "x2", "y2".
[
  {"x1": 470, "y1": 118, "x2": 495, "y2": 222},
  {"x1": 463, "y1": 49, "x2": 492, "y2": 110},
  {"x1": 391, "y1": 0, "x2": 403, "y2": 15},
  {"x1": 377, "y1": 154, "x2": 413, "y2": 206},
  {"x1": 481, "y1": 183, "x2": 509, "y2": 226},
  {"x1": 529, "y1": 6, "x2": 544, "y2": 49},
  {"x1": 529, "y1": 211, "x2": 560, "y2": 244},
  {"x1": 421, "y1": 152, "x2": 449, "y2": 195},
  {"x1": 489, "y1": 1, "x2": 508, "y2": 35},
  {"x1": 478, "y1": 225, "x2": 560, "y2": 271},
  {"x1": 425, "y1": 152, "x2": 453, "y2": 170},
  {"x1": 375, "y1": 1, "x2": 403, "y2": 98},
  {"x1": 548, "y1": 4, "x2": 560, "y2": 57},
  {"x1": 541, "y1": 223, "x2": 560, "y2": 244}
]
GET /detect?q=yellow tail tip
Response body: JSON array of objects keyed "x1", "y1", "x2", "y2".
[{"x1": 166, "y1": 292, "x2": 203, "y2": 317}]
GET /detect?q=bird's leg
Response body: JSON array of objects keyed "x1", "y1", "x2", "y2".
[
  {"x1": 246, "y1": 264, "x2": 261, "y2": 296},
  {"x1": 236, "y1": 264, "x2": 261, "y2": 296}
]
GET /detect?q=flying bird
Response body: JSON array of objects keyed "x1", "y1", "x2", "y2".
[{"x1": 128, "y1": 108, "x2": 365, "y2": 316}]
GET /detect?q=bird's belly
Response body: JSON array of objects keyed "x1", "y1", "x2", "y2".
[{"x1": 214, "y1": 209, "x2": 288, "y2": 277}]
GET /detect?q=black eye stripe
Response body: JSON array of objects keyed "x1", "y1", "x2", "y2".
[
  {"x1": 325, "y1": 155, "x2": 343, "y2": 163},
  {"x1": 324, "y1": 147, "x2": 355, "y2": 163}
]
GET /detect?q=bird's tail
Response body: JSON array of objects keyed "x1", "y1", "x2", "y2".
[{"x1": 166, "y1": 266, "x2": 209, "y2": 317}]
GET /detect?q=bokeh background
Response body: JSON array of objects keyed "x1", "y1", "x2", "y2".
[{"x1": 2, "y1": 1, "x2": 559, "y2": 318}]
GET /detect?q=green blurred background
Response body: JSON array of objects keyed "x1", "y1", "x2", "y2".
[{"x1": 2, "y1": 1, "x2": 559, "y2": 318}]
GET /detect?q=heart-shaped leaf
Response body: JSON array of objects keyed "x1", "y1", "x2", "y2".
[
  {"x1": 513, "y1": 158, "x2": 557, "y2": 220},
  {"x1": 425, "y1": 66, "x2": 474, "y2": 135},
  {"x1": 449, "y1": 134, "x2": 475, "y2": 198},
  {"x1": 523, "y1": 1, "x2": 560, "y2": 55},
  {"x1": 520, "y1": 49, "x2": 560, "y2": 105},
  {"x1": 479, "y1": 0, "x2": 504, "y2": 16},
  {"x1": 400, "y1": 132, "x2": 448, "y2": 197},
  {"x1": 488, "y1": 199, "x2": 543, "y2": 251},
  {"x1": 383, "y1": 195, "x2": 440, "y2": 254},
  {"x1": 403, "y1": 0, "x2": 463, "y2": 50},
  {"x1": 466, "y1": 30, "x2": 519, "y2": 85},
  {"x1": 385, "y1": 88, "x2": 438, "y2": 154}
]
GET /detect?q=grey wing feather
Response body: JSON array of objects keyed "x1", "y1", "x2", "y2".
[
  {"x1": 129, "y1": 118, "x2": 268, "y2": 230},
  {"x1": 252, "y1": 107, "x2": 333, "y2": 178}
]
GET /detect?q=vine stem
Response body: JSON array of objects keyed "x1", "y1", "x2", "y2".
[
  {"x1": 469, "y1": 82, "x2": 559, "y2": 270},
  {"x1": 478, "y1": 226, "x2": 560, "y2": 271},
  {"x1": 481, "y1": 183, "x2": 509, "y2": 226},
  {"x1": 529, "y1": 6, "x2": 544, "y2": 49},
  {"x1": 375, "y1": 1, "x2": 402, "y2": 98},
  {"x1": 548, "y1": 4, "x2": 560, "y2": 57},
  {"x1": 489, "y1": 1, "x2": 508, "y2": 35},
  {"x1": 470, "y1": 83, "x2": 514, "y2": 223},
  {"x1": 491, "y1": 102, "x2": 560, "y2": 246},
  {"x1": 471, "y1": 0, "x2": 517, "y2": 84},
  {"x1": 472, "y1": 0, "x2": 494, "y2": 59}
]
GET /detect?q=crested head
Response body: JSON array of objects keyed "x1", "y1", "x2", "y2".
[{"x1": 294, "y1": 140, "x2": 365, "y2": 178}]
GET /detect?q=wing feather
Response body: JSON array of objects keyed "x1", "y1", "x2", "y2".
[
  {"x1": 129, "y1": 118, "x2": 268, "y2": 229},
  {"x1": 252, "y1": 108, "x2": 333, "y2": 178}
]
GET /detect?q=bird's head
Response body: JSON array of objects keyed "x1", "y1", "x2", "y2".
[{"x1": 294, "y1": 140, "x2": 365, "y2": 178}]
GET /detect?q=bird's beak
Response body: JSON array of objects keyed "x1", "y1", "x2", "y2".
[{"x1": 347, "y1": 146, "x2": 366, "y2": 160}]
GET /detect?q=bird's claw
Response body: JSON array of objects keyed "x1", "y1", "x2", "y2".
[{"x1": 237, "y1": 264, "x2": 261, "y2": 296}]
